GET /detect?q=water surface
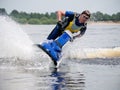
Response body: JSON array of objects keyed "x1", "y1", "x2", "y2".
[{"x1": 0, "y1": 17, "x2": 120, "y2": 90}]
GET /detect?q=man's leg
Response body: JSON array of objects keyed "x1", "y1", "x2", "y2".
[{"x1": 47, "y1": 24, "x2": 62, "y2": 40}]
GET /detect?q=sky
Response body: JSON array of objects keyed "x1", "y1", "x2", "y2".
[{"x1": 0, "y1": 0, "x2": 120, "y2": 15}]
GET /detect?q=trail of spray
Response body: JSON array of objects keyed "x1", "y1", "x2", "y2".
[{"x1": 64, "y1": 47, "x2": 120, "y2": 59}]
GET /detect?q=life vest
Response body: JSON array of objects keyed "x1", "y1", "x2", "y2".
[{"x1": 63, "y1": 14, "x2": 86, "y2": 33}]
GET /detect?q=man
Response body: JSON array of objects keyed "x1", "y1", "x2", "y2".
[
  {"x1": 39, "y1": 10, "x2": 91, "y2": 66},
  {"x1": 47, "y1": 10, "x2": 91, "y2": 41}
]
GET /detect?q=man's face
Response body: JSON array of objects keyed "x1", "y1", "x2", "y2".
[{"x1": 79, "y1": 14, "x2": 89, "y2": 23}]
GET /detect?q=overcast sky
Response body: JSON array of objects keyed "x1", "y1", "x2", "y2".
[{"x1": 0, "y1": 0, "x2": 120, "y2": 15}]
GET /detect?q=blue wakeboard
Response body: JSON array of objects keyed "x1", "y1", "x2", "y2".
[
  {"x1": 36, "y1": 31, "x2": 72, "y2": 67},
  {"x1": 36, "y1": 41, "x2": 62, "y2": 66}
]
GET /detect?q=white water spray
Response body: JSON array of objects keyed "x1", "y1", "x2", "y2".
[
  {"x1": 64, "y1": 46, "x2": 120, "y2": 59},
  {"x1": 0, "y1": 16, "x2": 35, "y2": 59}
]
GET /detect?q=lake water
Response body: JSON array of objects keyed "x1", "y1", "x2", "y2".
[{"x1": 0, "y1": 16, "x2": 120, "y2": 90}]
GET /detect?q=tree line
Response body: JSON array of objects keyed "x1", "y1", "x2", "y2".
[{"x1": 0, "y1": 8, "x2": 120, "y2": 24}]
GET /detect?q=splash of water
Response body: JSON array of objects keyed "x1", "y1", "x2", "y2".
[
  {"x1": 0, "y1": 16, "x2": 35, "y2": 59},
  {"x1": 0, "y1": 16, "x2": 52, "y2": 70}
]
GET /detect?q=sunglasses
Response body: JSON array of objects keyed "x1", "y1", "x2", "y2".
[{"x1": 82, "y1": 15, "x2": 89, "y2": 20}]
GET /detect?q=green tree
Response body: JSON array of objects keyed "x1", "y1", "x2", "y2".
[
  {"x1": 95, "y1": 11, "x2": 104, "y2": 21},
  {"x1": 0, "y1": 8, "x2": 7, "y2": 15},
  {"x1": 114, "y1": 12, "x2": 120, "y2": 21},
  {"x1": 50, "y1": 12, "x2": 56, "y2": 19},
  {"x1": 6, "y1": 9, "x2": 120, "y2": 24},
  {"x1": 28, "y1": 18, "x2": 40, "y2": 24},
  {"x1": 10, "y1": 10, "x2": 19, "y2": 17},
  {"x1": 103, "y1": 14, "x2": 111, "y2": 21},
  {"x1": 39, "y1": 16, "x2": 48, "y2": 24},
  {"x1": 17, "y1": 18, "x2": 27, "y2": 24},
  {"x1": 44, "y1": 12, "x2": 50, "y2": 18},
  {"x1": 19, "y1": 12, "x2": 30, "y2": 19},
  {"x1": 90, "y1": 13, "x2": 97, "y2": 21}
]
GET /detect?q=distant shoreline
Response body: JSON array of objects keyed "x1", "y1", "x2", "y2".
[
  {"x1": 88, "y1": 21, "x2": 120, "y2": 25},
  {"x1": 21, "y1": 21, "x2": 120, "y2": 25}
]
